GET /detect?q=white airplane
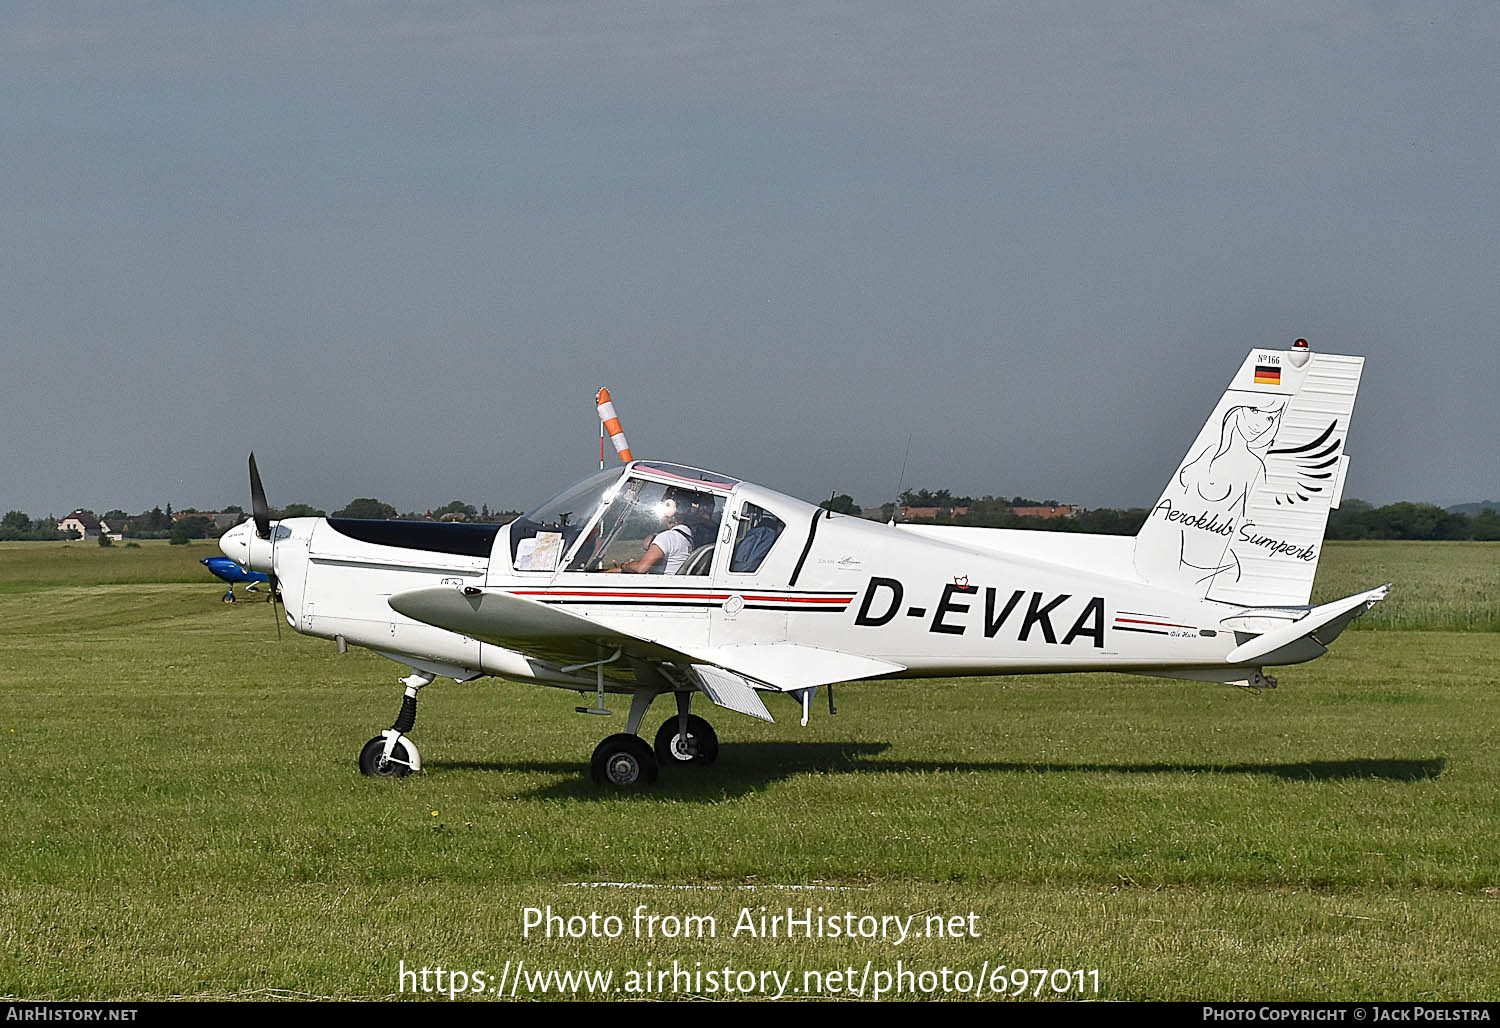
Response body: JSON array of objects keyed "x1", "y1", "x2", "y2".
[{"x1": 220, "y1": 340, "x2": 1387, "y2": 787}]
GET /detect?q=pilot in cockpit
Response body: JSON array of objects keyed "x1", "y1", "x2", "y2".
[{"x1": 602, "y1": 487, "x2": 696, "y2": 575}]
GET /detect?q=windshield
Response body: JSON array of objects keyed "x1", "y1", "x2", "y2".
[{"x1": 509, "y1": 467, "x2": 625, "y2": 570}]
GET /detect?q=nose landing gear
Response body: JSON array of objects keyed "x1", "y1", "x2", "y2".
[{"x1": 358, "y1": 670, "x2": 434, "y2": 778}]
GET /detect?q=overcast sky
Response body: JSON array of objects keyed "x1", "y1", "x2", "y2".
[{"x1": 3, "y1": 2, "x2": 1497, "y2": 519}]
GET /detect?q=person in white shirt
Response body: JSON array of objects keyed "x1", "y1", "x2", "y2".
[{"x1": 604, "y1": 489, "x2": 696, "y2": 574}]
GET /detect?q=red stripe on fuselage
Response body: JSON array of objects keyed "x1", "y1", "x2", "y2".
[
  {"x1": 513, "y1": 590, "x2": 730, "y2": 600},
  {"x1": 510, "y1": 589, "x2": 850, "y2": 604}
]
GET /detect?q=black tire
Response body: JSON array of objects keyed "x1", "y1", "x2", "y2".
[
  {"x1": 653, "y1": 714, "x2": 719, "y2": 765},
  {"x1": 590, "y1": 733, "x2": 659, "y2": 787},
  {"x1": 359, "y1": 735, "x2": 414, "y2": 778}
]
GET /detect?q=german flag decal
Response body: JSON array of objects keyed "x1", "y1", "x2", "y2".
[{"x1": 1254, "y1": 365, "x2": 1281, "y2": 385}]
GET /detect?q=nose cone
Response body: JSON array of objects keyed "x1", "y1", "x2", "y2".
[{"x1": 220, "y1": 520, "x2": 252, "y2": 566}]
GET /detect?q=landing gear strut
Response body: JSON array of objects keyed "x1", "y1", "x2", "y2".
[{"x1": 358, "y1": 670, "x2": 434, "y2": 778}]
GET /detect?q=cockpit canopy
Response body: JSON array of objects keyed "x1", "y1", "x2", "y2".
[{"x1": 509, "y1": 462, "x2": 740, "y2": 573}]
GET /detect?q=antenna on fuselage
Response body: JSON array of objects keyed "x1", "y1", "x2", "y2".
[{"x1": 888, "y1": 433, "x2": 913, "y2": 526}]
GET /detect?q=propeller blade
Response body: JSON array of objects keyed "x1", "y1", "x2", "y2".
[
  {"x1": 249, "y1": 452, "x2": 271, "y2": 540},
  {"x1": 248, "y1": 452, "x2": 281, "y2": 638}
]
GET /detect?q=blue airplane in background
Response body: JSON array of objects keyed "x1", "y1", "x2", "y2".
[{"x1": 201, "y1": 556, "x2": 271, "y2": 602}]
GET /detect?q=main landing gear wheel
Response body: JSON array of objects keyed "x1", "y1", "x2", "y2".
[
  {"x1": 359, "y1": 735, "x2": 414, "y2": 778},
  {"x1": 591, "y1": 733, "x2": 659, "y2": 787},
  {"x1": 654, "y1": 714, "x2": 719, "y2": 765}
]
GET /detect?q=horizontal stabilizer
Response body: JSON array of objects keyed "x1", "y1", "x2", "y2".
[
  {"x1": 1225, "y1": 584, "x2": 1389, "y2": 665},
  {"x1": 691, "y1": 666, "x2": 774, "y2": 722}
]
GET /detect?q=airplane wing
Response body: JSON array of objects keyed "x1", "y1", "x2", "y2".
[
  {"x1": 386, "y1": 585, "x2": 905, "y2": 720},
  {"x1": 388, "y1": 585, "x2": 691, "y2": 669}
]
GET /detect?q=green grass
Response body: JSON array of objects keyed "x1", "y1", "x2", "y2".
[
  {"x1": 1313, "y1": 541, "x2": 1500, "y2": 632},
  {"x1": 0, "y1": 539, "x2": 212, "y2": 591},
  {"x1": 1, "y1": 542, "x2": 1498, "y2": 1000}
]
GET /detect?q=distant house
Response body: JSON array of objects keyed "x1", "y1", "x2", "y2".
[
  {"x1": 1011, "y1": 505, "x2": 1078, "y2": 519},
  {"x1": 58, "y1": 509, "x2": 101, "y2": 540},
  {"x1": 97, "y1": 518, "x2": 125, "y2": 542},
  {"x1": 171, "y1": 510, "x2": 239, "y2": 536},
  {"x1": 899, "y1": 506, "x2": 970, "y2": 521}
]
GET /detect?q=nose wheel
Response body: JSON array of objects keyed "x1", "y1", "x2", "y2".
[{"x1": 359, "y1": 733, "x2": 417, "y2": 777}]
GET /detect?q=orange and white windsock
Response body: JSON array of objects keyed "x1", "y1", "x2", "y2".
[{"x1": 596, "y1": 387, "x2": 633, "y2": 463}]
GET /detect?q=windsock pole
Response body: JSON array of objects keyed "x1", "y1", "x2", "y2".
[{"x1": 596, "y1": 387, "x2": 634, "y2": 464}]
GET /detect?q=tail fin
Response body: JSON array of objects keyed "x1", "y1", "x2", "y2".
[{"x1": 1132, "y1": 343, "x2": 1364, "y2": 606}]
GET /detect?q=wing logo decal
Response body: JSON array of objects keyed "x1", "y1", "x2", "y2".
[{"x1": 1265, "y1": 421, "x2": 1343, "y2": 506}]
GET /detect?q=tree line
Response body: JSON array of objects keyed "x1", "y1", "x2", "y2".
[
  {"x1": 9, "y1": 496, "x2": 1498, "y2": 544},
  {"x1": 816, "y1": 494, "x2": 1500, "y2": 540},
  {"x1": 0, "y1": 499, "x2": 524, "y2": 544},
  {"x1": 1326, "y1": 500, "x2": 1500, "y2": 541}
]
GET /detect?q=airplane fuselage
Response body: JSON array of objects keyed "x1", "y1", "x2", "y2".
[{"x1": 220, "y1": 477, "x2": 1280, "y2": 694}]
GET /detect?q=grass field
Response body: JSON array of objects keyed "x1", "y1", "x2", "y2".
[
  {"x1": 2, "y1": 539, "x2": 1498, "y2": 1000},
  {"x1": 1311, "y1": 541, "x2": 1500, "y2": 632}
]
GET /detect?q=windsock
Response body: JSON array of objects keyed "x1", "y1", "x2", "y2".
[{"x1": 596, "y1": 387, "x2": 633, "y2": 462}]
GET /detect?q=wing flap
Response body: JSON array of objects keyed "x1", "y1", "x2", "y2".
[
  {"x1": 690, "y1": 666, "x2": 775, "y2": 722},
  {"x1": 691, "y1": 644, "x2": 905, "y2": 692}
]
